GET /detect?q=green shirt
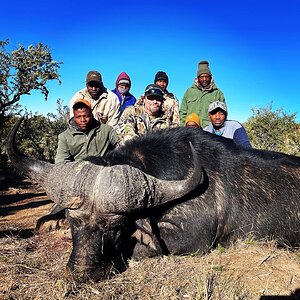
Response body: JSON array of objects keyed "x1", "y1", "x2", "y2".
[{"x1": 55, "y1": 119, "x2": 119, "y2": 163}]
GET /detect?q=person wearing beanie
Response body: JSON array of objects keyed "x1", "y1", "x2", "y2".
[
  {"x1": 111, "y1": 72, "x2": 136, "y2": 113},
  {"x1": 153, "y1": 71, "x2": 180, "y2": 127},
  {"x1": 203, "y1": 101, "x2": 252, "y2": 148},
  {"x1": 116, "y1": 84, "x2": 171, "y2": 142},
  {"x1": 180, "y1": 60, "x2": 225, "y2": 128},
  {"x1": 185, "y1": 112, "x2": 201, "y2": 129},
  {"x1": 55, "y1": 99, "x2": 119, "y2": 163},
  {"x1": 69, "y1": 70, "x2": 121, "y2": 128}
]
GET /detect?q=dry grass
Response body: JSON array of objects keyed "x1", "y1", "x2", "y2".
[
  {"x1": 1, "y1": 181, "x2": 300, "y2": 299},
  {"x1": 1, "y1": 232, "x2": 300, "y2": 299}
]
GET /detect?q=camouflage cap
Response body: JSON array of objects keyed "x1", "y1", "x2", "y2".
[{"x1": 208, "y1": 101, "x2": 227, "y2": 113}]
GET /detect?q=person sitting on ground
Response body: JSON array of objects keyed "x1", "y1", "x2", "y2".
[
  {"x1": 203, "y1": 101, "x2": 252, "y2": 148},
  {"x1": 55, "y1": 99, "x2": 119, "y2": 163},
  {"x1": 116, "y1": 84, "x2": 171, "y2": 142},
  {"x1": 112, "y1": 71, "x2": 136, "y2": 114},
  {"x1": 69, "y1": 70, "x2": 120, "y2": 128},
  {"x1": 185, "y1": 113, "x2": 202, "y2": 129}
]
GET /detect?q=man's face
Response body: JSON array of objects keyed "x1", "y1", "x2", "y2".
[
  {"x1": 198, "y1": 74, "x2": 211, "y2": 88},
  {"x1": 186, "y1": 121, "x2": 200, "y2": 128},
  {"x1": 73, "y1": 107, "x2": 93, "y2": 131},
  {"x1": 155, "y1": 79, "x2": 168, "y2": 91},
  {"x1": 118, "y1": 83, "x2": 130, "y2": 95},
  {"x1": 209, "y1": 110, "x2": 226, "y2": 128},
  {"x1": 86, "y1": 81, "x2": 102, "y2": 100},
  {"x1": 144, "y1": 95, "x2": 163, "y2": 117}
]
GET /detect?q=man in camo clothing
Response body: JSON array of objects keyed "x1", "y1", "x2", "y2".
[
  {"x1": 153, "y1": 71, "x2": 180, "y2": 127},
  {"x1": 116, "y1": 84, "x2": 171, "y2": 142}
]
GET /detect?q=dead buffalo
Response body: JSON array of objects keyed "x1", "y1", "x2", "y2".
[{"x1": 6, "y1": 117, "x2": 300, "y2": 282}]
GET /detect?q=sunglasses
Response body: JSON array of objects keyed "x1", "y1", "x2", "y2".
[
  {"x1": 145, "y1": 88, "x2": 163, "y2": 98},
  {"x1": 146, "y1": 95, "x2": 163, "y2": 102}
]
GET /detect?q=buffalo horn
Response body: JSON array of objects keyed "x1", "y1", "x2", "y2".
[
  {"x1": 93, "y1": 142, "x2": 203, "y2": 213},
  {"x1": 6, "y1": 117, "x2": 53, "y2": 185}
]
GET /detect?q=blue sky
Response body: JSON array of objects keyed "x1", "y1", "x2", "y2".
[{"x1": 1, "y1": 0, "x2": 300, "y2": 123}]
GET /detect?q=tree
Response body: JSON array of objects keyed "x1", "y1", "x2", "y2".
[
  {"x1": 244, "y1": 104, "x2": 300, "y2": 156},
  {"x1": 0, "y1": 39, "x2": 62, "y2": 118},
  {"x1": 0, "y1": 39, "x2": 63, "y2": 169}
]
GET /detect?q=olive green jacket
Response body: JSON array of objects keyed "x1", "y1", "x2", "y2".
[
  {"x1": 55, "y1": 119, "x2": 119, "y2": 163},
  {"x1": 180, "y1": 83, "x2": 225, "y2": 127}
]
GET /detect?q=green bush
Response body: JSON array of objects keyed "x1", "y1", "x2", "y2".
[{"x1": 244, "y1": 105, "x2": 300, "y2": 156}]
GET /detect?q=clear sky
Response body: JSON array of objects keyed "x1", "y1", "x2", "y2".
[{"x1": 1, "y1": 0, "x2": 300, "y2": 123}]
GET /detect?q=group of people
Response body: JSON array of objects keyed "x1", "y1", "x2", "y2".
[{"x1": 55, "y1": 60, "x2": 251, "y2": 164}]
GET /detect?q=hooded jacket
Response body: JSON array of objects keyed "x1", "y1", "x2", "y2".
[
  {"x1": 112, "y1": 72, "x2": 136, "y2": 113},
  {"x1": 180, "y1": 80, "x2": 225, "y2": 127}
]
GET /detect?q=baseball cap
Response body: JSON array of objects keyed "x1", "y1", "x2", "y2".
[
  {"x1": 72, "y1": 99, "x2": 92, "y2": 109},
  {"x1": 144, "y1": 84, "x2": 164, "y2": 98},
  {"x1": 208, "y1": 101, "x2": 227, "y2": 113},
  {"x1": 86, "y1": 71, "x2": 102, "y2": 84}
]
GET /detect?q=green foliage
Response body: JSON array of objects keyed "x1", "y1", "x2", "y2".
[
  {"x1": 212, "y1": 265, "x2": 225, "y2": 272},
  {"x1": 216, "y1": 243, "x2": 226, "y2": 254},
  {"x1": 1, "y1": 100, "x2": 68, "y2": 168},
  {"x1": 244, "y1": 104, "x2": 300, "y2": 156},
  {"x1": 0, "y1": 39, "x2": 62, "y2": 118},
  {"x1": 0, "y1": 39, "x2": 63, "y2": 169}
]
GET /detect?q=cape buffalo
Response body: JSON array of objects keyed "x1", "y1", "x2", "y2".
[{"x1": 6, "y1": 118, "x2": 300, "y2": 282}]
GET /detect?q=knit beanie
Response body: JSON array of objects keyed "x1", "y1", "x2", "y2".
[
  {"x1": 185, "y1": 113, "x2": 201, "y2": 127},
  {"x1": 154, "y1": 71, "x2": 169, "y2": 84},
  {"x1": 197, "y1": 60, "x2": 211, "y2": 77},
  {"x1": 115, "y1": 72, "x2": 131, "y2": 88}
]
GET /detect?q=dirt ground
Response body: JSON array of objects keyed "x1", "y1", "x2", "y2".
[{"x1": 1, "y1": 177, "x2": 300, "y2": 300}]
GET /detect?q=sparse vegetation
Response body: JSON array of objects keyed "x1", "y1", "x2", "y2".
[
  {"x1": 1, "y1": 181, "x2": 300, "y2": 299},
  {"x1": 244, "y1": 104, "x2": 300, "y2": 156}
]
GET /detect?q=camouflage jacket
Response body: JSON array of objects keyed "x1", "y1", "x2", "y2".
[
  {"x1": 163, "y1": 91, "x2": 180, "y2": 127},
  {"x1": 135, "y1": 90, "x2": 180, "y2": 127},
  {"x1": 116, "y1": 104, "x2": 171, "y2": 142}
]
